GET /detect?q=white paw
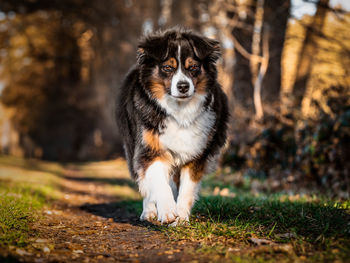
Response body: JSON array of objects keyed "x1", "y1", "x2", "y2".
[
  {"x1": 140, "y1": 202, "x2": 157, "y2": 221},
  {"x1": 169, "y1": 216, "x2": 189, "y2": 227},
  {"x1": 157, "y1": 201, "x2": 177, "y2": 224},
  {"x1": 176, "y1": 205, "x2": 190, "y2": 222}
]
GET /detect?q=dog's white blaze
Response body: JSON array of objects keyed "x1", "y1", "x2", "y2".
[
  {"x1": 170, "y1": 45, "x2": 194, "y2": 97},
  {"x1": 138, "y1": 160, "x2": 177, "y2": 223},
  {"x1": 159, "y1": 108, "x2": 215, "y2": 164},
  {"x1": 176, "y1": 167, "x2": 200, "y2": 221}
]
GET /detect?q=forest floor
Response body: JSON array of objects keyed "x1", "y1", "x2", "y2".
[{"x1": 0, "y1": 155, "x2": 349, "y2": 263}]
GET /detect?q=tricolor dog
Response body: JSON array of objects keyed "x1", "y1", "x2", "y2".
[{"x1": 116, "y1": 28, "x2": 228, "y2": 225}]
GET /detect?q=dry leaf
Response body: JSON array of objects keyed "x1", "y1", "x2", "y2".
[
  {"x1": 35, "y1": 238, "x2": 49, "y2": 243},
  {"x1": 213, "y1": 186, "x2": 220, "y2": 195},
  {"x1": 249, "y1": 237, "x2": 274, "y2": 246},
  {"x1": 219, "y1": 188, "x2": 229, "y2": 196},
  {"x1": 16, "y1": 248, "x2": 32, "y2": 256}
]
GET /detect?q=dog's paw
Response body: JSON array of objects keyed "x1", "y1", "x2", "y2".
[
  {"x1": 169, "y1": 216, "x2": 189, "y2": 227},
  {"x1": 140, "y1": 203, "x2": 157, "y2": 221},
  {"x1": 176, "y1": 205, "x2": 190, "y2": 222},
  {"x1": 157, "y1": 202, "x2": 177, "y2": 224}
]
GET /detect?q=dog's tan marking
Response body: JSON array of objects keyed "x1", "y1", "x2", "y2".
[
  {"x1": 185, "y1": 57, "x2": 195, "y2": 68},
  {"x1": 195, "y1": 75, "x2": 208, "y2": 94},
  {"x1": 149, "y1": 80, "x2": 166, "y2": 99},
  {"x1": 184, "y1": 161, "x2": 206, "y2": 182},
  {"x1": 143, "y1": 130, "x2": 162, "y2": 151},
  {"x1": 185, "y1": 58, "x2": 207, "y2": 95},
  {"x1": 163, "y1": 57, "x2": 177, "y2": 68}
]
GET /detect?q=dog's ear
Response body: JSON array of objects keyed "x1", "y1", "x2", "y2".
[
  {"x1": 187, "y1": 34, "x2": 221, "y2": 63},
  {"x1": 137, "y1": 36, "x2": 169, "y2": 65}
]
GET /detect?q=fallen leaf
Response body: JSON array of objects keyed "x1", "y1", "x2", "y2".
[
  {"x1": 220, "y1": 188, "x2": 230, "y2": 196},
  {"x1": 249, "y1": 237, "x2": 274, "y2": 246},
  {"x1": 35, "y1": 238, "x2": 49, "y2": 243},
  {"x1": 16, "y1": 248, "x2": 32, "y2": 256},
  {"x1": 213, "y1": 186, "x2": 220, "y2": 195},
  {"x1": 228, "y1": 247, "x2": 240, "y2": 252}
]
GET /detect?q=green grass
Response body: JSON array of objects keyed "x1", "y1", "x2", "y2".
[
  {"x1": 0, "y1": 186, "x2": 48, "y2": 247},
  {"x1": 194, "y1": 196, "x2": 349, "y2": 240},
  {"x1": 162, "y1": 195, "x2": 350, "y2": 262},
  {"x1": 0, "y1": 156, "x2": 63, "y2": 247},
  {"x1": 157, "y1": 172, "x2": 350, "y2": 262}
]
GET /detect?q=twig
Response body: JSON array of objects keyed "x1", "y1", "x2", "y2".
[
  {"x1": 230, "y1": 33, "x2": 264, "y2": 62},
  {"x1": 253, "y1": 28, "x2": 269, "y2": 120}
]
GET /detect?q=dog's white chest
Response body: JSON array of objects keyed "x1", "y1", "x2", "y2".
[{"x1": 159, "y1": 110, "x2": 216, "y2": 163}]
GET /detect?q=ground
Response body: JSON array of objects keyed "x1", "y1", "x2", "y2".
[{"x1": 0, "y1": 155, "x2": 349, "y2": 262}]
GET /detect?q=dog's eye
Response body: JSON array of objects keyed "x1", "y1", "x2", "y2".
[
  {"x1": 189, "y1": 65, "x2": 200, "y2": 72},
  {"x1": 162, "y1": 65, "x2": 175, "y2": 72}
]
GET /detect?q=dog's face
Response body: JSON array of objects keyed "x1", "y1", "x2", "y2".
[
  {"x1": 137, "y1": 29, "x2": 220, "y2": 102},
  {"x1": 159, "y1": 44, "x2": 198, "y2": 100}
]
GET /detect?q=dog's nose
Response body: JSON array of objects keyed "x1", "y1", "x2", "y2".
[{"x1": 177, "y1": 81, "x2": 190, "y2": 94}]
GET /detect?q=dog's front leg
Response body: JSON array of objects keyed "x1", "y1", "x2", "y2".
[
  {"x1": 174, "y1": 165, "x2": 201, "y2": 225},
  {"x1": 138, "y1": 160, "x2": 177, "y2": 224},
  {"x1": 140, "y1": 196, "x2": 157, "y2": 221}
]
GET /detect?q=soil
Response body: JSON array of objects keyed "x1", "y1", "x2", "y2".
[{"x1": 4, "y1": 162, "x2": 211, "y2": 263}]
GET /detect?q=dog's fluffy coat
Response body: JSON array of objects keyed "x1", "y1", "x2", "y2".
[{"x1": 116, "y1": 28, "x2": 228, "y2": 225}]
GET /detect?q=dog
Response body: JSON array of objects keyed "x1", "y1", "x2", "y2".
[{"x1": 116, "y1": 28, "x2": 228, "y2": 225}]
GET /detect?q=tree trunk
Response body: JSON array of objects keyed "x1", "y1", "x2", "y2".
[
  {"x1": 231, "y1": 0, "x2": 256, "y2": 112},
  {"x1": 262, "y1": 0, "x2": 290, "y2": 106},
  {"x1": 251, "y1": 0, "x2": 265, "y2": 83},
  {"x1": 291, "y1": 0, "x2": 329, "y2": 110}
]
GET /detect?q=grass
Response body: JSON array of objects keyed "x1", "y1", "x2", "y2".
[
  {"x1": 120, "y1": 193, "x2": 350, "y2": 261},
  {"x1": 192, "y1": 196, "x2": 349, "y2": 240},
  {"x1": 0, "y1": 186, "x2": 47, "y2": 247},
  {"x1": 0, "y1": 155, "x2": 63, "y2": 247},
  {"x1": 160, "y1": 177, "x2": 350, "y2": 262}
]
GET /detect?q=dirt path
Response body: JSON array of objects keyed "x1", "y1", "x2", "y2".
[{"x1": 19, "y1": 161, "x2": 208, "y2": 263}]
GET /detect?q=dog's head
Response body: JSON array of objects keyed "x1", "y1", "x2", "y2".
[{"x1": 137, "y1": 28, "x2": 221, "y2": 102}]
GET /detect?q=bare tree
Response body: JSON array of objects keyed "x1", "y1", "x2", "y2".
[
  {"x1": 209, "y1": 0, "x2": 289, "y2": 121},
  {"x1": 251, "y1": 0, "x2": 265, "y2": 83},
  {"x1": 291, "y1": 0, "x2": 330, "y2": 111},
  {"x1": 253, "y1": 27, "x2": 269, "y2": 120}
]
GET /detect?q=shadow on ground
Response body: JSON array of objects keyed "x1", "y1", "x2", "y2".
[{"x1": 79, "y1": 200, "x2": 154, "y2": 227}]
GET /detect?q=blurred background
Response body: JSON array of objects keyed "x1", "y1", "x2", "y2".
[{"x1": 0, "y1": 0, "x2": 349, "y2": 197}]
